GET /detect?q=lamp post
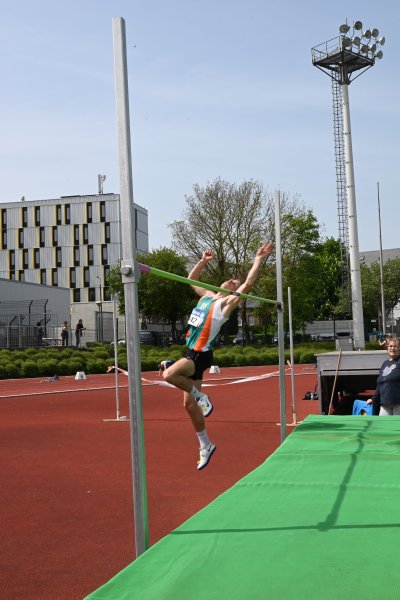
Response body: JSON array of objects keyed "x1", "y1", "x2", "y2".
[
  {"x1": 96, "y1": 300, "x2": 103, "y2": 343},
  {"x1": 312, "y1": 21, "x2": 385, "y2": 350}
]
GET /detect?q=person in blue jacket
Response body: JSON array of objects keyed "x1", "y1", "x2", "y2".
[{"x1": 367, "y1": 336, "x2": 400, "y2": 415}]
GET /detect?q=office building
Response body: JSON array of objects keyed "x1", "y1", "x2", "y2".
[{"x1": 0, "y1": 194, "x2": 148, "y2": 303}]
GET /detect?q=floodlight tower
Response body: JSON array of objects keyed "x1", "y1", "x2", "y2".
[{"x1": 312, "y1": 21, "x2": 385, "y2": 350}]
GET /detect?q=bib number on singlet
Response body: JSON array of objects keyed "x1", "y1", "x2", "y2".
[{"x1": 188, "y1": 308, "x2": 205, "y2": 328}]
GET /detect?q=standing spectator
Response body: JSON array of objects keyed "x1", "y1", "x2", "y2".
[
  {"x1": 367, "y1": 336, "x2": 400, "y2": 415},
  {"x1": 61, "y1": 321, "x2": 69, "y2": 346},
  {"x1": 75, "y1": 319, "x2": 86, "y2": 348},
  {"x1": 35, "y1": 322, "x2": 44, "y2": 346}
]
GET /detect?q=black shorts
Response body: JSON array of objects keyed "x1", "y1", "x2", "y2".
[{"x1": 184, "y1": 349, "x2": 213, "y2": 381}]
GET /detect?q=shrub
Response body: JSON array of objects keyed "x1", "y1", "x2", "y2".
[{"x1": 21, "y1": 360, "x2": 39, "y2": 378}]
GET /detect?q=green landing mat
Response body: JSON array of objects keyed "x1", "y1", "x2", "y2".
[{"x1": 84, "y1": 415, "x2": 400, "y2": 600}]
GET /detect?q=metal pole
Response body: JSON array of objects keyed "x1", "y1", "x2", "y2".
[
  {"x1": 287, "y1": 287, "x2": 297, "y2": 425},
  {"x1": 342, "y1": 83, "x2": 365, "y2": 350},
  {"x1": 113, "y1": 295, "x2": 121, "y2": 420},
  {"x1": 112, "y1": 17, "x2": 148, "y2": 556},
  {"x1": 377, "y1": 182, "x2": 386, "y2": 336},
  {"x1": 274, "y1": 190, "x2": 286, "y2": 442}
]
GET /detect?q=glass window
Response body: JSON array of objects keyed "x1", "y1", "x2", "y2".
[
  {"x1": 1, "y1": 208, "x2": 7, "y2": 228},
  {"x1": 1, "y1": 230, "x2": 7, "y2": 249},
  {"x1": 56, "y1": 205, "x2": 62, "y2": 225},
  {"x1": 56, "y1": 247, "x2": 62, "y2": 267},
  {"x1": 65, "y1": 204, "x2": 70, "y2": 225},
  {"x1": 88, "y1": 287, "x2": 96, "y2": 302},
  {"x1": 83, "y1": 266, "x2": 90, "y2": 287},
  {"x1": 18, "y1": 228, "x2": 24, "y2": 248},
  {"x1": 100, "y1": 201, "x2": 106, "y2": 222},
  {"x1": 86, "y1": 203, "x2": 92, "y2": 223},
  {"x1": 101, "y1": 244, "x2": 108, "y2": 266},
  {"x1": 22, "y1": 207, "x2": 28, "y2": 227},
  {"x1": 52, "y1": 226, "x2": 58, "y2": 247},
  {"x1": 18, "y1": 270, "x2": 25, "y2": 281},
  {"x1": 34, "y1": 206, "x2": 40, "y2": 226},
  {"x1": 40, "y1": 269, "x2": 46, "y2": 285},
  {"x1": 87, "y1": 245, "x2": 94, "y2": 265},
  {"x1": 83, "y1": 224, "x2": 89, "y2": 244},
  {"x1": 73, "y1": 288, "x2": 81, "y2": 302},
  {"x1": 104, "y1": 222, "x2": 111, "y2": 243},
  {"x1": 9, "y1": 250, "x2": 15, "y2": 270},
  {"x1": 34, "y1": 248, "x2": 40, "y2": 268},
  {"x1": 70, "y1": 267, "x2": 76, "y2": 288},
  {"x1": 39, "y1": 227, "x2": 45, "y2": 248},
  {"x1": 23, "y1": 249, "x2": 29, "y2": 269},
  {"x1": 74, "y1": 224, "x2": 79, "y2": 245},
  {"x1": 51, "y1": 268, "x2": 58, "y2": 286},
  {"x1": 74, "y1": 246, "x2": 80, "y2": 266}
]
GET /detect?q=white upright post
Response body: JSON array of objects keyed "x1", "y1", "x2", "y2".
[
  {"x1": 274, "y1": 190, "x2": 287, "y2": 442},
  {"x1": 342, "y1": 83, "x2": 365, "y2": 350},
  {"x1": 112, "y1": 17, "x2": 148, "y2": 556},
  {"x1": 287, "y1": 287, "x2": 297, "y2": 425}
]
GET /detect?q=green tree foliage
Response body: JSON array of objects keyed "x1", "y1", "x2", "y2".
[
  {"x1": 361, "y1": 258, "x2": 400, "y2": 329},
  {"x1": 107, "y1": 248, "x2": 195, "y2": 339},
  {"x1": 170, "y1": 178, "x2": 347, "y2": 336}
]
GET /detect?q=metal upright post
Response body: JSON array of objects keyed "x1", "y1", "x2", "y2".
[
  {"x1": 112, "y1": 17, "x2": 148, "y2": 556},
  {"x1": 377, "y1": 182, "x2": 386, "y2": 336},
  {"x1": 274, "y1": 190, "x2": 287, "y2": 442}
]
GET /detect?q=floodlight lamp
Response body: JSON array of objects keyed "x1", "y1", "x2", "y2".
[
  {"x1": 378, "y1": 36, "x2": 385, "y2": 46},
  {"x1": 339, "y1": 23, "x2": 350, "y2": 33},
  {"x1": 352, "y1": 36, "x2": 361, "y2": 46},
  {"x1": 353, "y1": 20, "x2": 363, "y2": 31},
  {"x1": 360, "y1": 44, "x2": 369, "y2": 53},
  {"x1": 363, "y1": 29, "x2": 372, "y2": 39},
  {"x1": 342, "y1": 36, "x2": 352, "y2": 48},
  {"x1": 371, "y1": 28, "x2": 379, "y2": 38},
  {"x1": 376, "y1": 50, "x2": 383, "y2": 59},
  {"x1": 369, "y1": 43, "x2": 377, "y2": 53}
]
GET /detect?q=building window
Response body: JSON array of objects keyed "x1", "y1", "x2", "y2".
[
  {"x1": 73, "y1": 224, "x2": 79, "y2": 245},
  {"x1": 101, "y1": 244, "x2": 108, "y2": 266},
  {"x1": 65, "y1": 204, "x2": 70, "y2": 225},
  {"x1": 83, "y1": 224, "x2": 89, "y2": 244},
  {"x1": 100, "y1": 201, "x2": 106, "y2": 222},
  {"x1": 73, "y1": 246, "x2": 80, "y2": 266},
  {"x1": 87, "y1": 245, "x2": 94, "y2": 265},
  {"x1": 34, "y1": 206, "x2": 40, "y2": 226},
  {"x1": 56, "y1": 204, "x2": 62, "y2": 225},
  {"x1": 23, "y1": 249, "x2": 29, "y2": 269},
  {"x1": 40, "y1": 269, "x2": 46, "y2": 285},
  {"x1": 1, "y1": 230, "x2": 7, "y2": 250},
  {"x1": 83, "y1": 266, "x2": 90, "y2": 287},
  {"x1": 52, "y1": 226, "x2": 58, "y2": 247},
  {"x1": 39, "y1": 227, "x2": 45, "y2": 248},
  {"x1": 18, "y1": 270, "x2": 25, "y2": 281},
  {"x1": 1, "y1": 208, "x2": 7, "y2": 228},
  {"x1": 69, "y1": 267, "x2": 76, "y2": 288},
  {"x1": 9, "y1": 250, "x2": 15, "y2": 271},
  {"x1": 86, "y1": 202, "x2": 92, "y2": 223},
  {"x1": 22, "y1": 207, "x2": 28, "y2": 227},
  {"x1": 18, "y1": 228, "x2": 24, "y2": 249},
  {"x1": 34, "y1": 248, "x2": 40, "y2": 269},
  {"x1": 51, "y1": 268, "x2": 58, "y2": 286},
  {"x1": 88, "y1": 287, "x2": 96, "y2": 302},
  {"x1": 55, "y1": 247, "x2": 62, "y2": 267},
  {"x1": 104, "y1": 222, "x2": 111, "y2": 243},
  {"x1": 73, "y1": 288, "x2": 81, "y2": 302},
  {"x1": 9, "y1": 271, "x2": 15, "y2": 281}
]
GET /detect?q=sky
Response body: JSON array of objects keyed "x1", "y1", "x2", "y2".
[{"x1": 0, "y1": 0, "x2": 398, "y2": 252}]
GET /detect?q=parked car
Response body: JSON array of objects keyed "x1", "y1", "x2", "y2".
[
  {"x1": 233, "y1": 332, "x2": 259, "y2": 345},
  {"x1": 110, "y1": 331, "x2": 159, "y2": 346}
]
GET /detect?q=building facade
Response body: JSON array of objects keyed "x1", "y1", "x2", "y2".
[{"x1": 0, "y1": 194, "x2": 148, "y2": 303}]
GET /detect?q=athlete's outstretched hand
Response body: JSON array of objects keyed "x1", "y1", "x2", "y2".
[
  {"x1": 201, "y1": 250, "x2": 214, "y2": 263},
  {"x1": 255, "y1": 241, "x2": 274, "y2": 258}
]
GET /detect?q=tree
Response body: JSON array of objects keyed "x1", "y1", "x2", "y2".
[
  {"x1": 107, "y1": 248, "x2": 195, "y2": 339},
  {"x1": 361, "y1": 258, "x2": 400, "y2": 332}
]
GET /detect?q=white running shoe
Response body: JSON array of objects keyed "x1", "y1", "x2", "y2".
[
  {"x1": 197, "y1": 394, "x2": 213, "y2": 417},
  {"x1": 197, "y1": 443, "x2": 216, "y2": 470}
]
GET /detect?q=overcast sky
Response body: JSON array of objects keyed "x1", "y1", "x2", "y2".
[{"x1": 1, "y1": 1, "x2": 397, "y2": 252}]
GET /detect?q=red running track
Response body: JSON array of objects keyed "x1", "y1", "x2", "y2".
[{"x1": 0, "y1": 365, "x2": 319, "y2": 600}]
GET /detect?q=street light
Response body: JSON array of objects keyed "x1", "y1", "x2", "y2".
[
  {"x1": 96, "y1": 276, "x2": 103, "y2": 302},
  {"x1": 311, "y1": 20, "x2": 385, "y2": 350},
  {"x1": 96, "y1": 300, "x2": 103, "y2": 343}
]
